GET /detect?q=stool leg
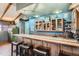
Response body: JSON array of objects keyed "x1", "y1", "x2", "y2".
[
  {"x1": 23, "y1": 49, "x2": 29, "y2": 56},
  {"x1": 11, "y1": 44, "x2": 13, "y2": 56},
  {"x1": 26, "y1": 49, "x2": 29, "y2": 56},
  {"x1": 20, "y1": 47, "x2": 23, "y2": 56},
  {"x1": 16, "y1": 45, "x2": 18, "y2": 56},
  {"x1": 23, "y1": 49, "x2": 26, "y2": 56}
]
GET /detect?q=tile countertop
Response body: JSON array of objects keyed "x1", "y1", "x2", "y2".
[{"x1": 13, "y1": 34, "x2": 79, "y2": 47}]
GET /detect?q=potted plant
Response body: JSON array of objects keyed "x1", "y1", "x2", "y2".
[{"x1": 11, "y1": 26, "x2": 19, "y2": 42}]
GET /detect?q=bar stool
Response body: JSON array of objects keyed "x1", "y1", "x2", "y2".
[
  {"x1": 11, "y1": 41, "x2": 23, "y2": 56},
  {"x1": 19, "y1": 43, "x2": 33, "y2": 56},
  {"x1": 33, "y1": 45, "x2": 50, "y2": 56}
]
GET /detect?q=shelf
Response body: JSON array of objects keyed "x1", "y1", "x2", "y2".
[{"x1": 36, "y1": 30, "x2": 64, "y2": 32}]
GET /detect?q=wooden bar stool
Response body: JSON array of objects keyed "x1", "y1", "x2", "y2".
[
  {"x1": 19, "y1": 43, "x2": 33, "y2": 56},
  {"x1": 11, "y1": 41, "x2": 23, "y2": 56},
  {"x1": 33, "y1": 45, "x2": 50, "y2": 56}
]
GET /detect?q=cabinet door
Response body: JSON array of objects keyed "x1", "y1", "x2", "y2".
[
  {"x1": 77, "y1": 18, "x2": 79, "y2": 29},
  {"x1": 76, "y1": 9, "x2": 79, "y2": 30},
  {"x1": 61, "y1": 45, "x2": 73, "y2": 55},
  {"x1": 48, "y1": 43, "x2": 60, "y2": 56},
  {"x1": 71, "y1": 9, "x2": 79, "y2": 33},
  {"x1": 35, "y1": 21, "x2": 44, "y2": 31},
  {"x1": 46, "y1": 22, "x2": 51, "y2": 31},
  {"x1": 73, "y1": 47, "x2": 79, "y2": 56},
  {"x1": 56, "y1": 19, "x2": 64, "y2": 31},
  {"x1": 35, "y1": 21, "x2": 38, "y2": 30},
  {"x1": 51, "y1": 20, "x2": 56, "y2": 30},
  {"x1": 71, "y1": 10, "x2": 76, "y2": 33}
]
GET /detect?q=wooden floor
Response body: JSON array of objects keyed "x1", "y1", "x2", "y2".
[
  {"x1": 0, "y1": 43, "x2": 16, "y2": 56},
  {"x1": 0, "y1": 43, "x2": 11, "y2": 56},
  {"x1": 0, "y1": 43, "x2": 70, "y2": 56},
  {"x1": 0, "y1": 41, "x2": 9, "y2": 46}
]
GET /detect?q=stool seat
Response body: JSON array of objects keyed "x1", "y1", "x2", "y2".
[
  {"x1": 36, "y1": 46, "x2": 49, "y2": 52},
  {"x1": 12, "y1": 42, "x2": 21, "y2": 45},
  {"x1": 19, "y1": 44, "x2": 30, "y2": 49},
  {"x1": 33, "y1": 49, "x2": 47, "y2": 55},
  {"x1": 33, "y1": 46, "x2": 50, "y2": 56},
  {"x1": 19, "y1": 43, "x2": 33, "y2": 56},
  {"x1": 11, "y1": 41, "x2": 23, "y2": 56}
]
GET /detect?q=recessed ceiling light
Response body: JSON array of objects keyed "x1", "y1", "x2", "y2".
[
  {"x1": 55, "y1": 10, "x2": 62, "y2": 14},
  {"x1": 34, "y1": 15, "x2": 39, "y2": 17}
]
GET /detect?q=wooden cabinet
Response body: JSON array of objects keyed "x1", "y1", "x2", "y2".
[
  {"x1": 71, "y1": 7, "x2": 79, "y2": 33},
  {"x1": 35, "y1": 20, "x2": 44, "y2": 31},
  {"x1": 48, "y1": 43, "x2": 60, "y2": 56},
  {"x1": 35, "y1": 19, "x2": 64, "y2": 32},
  {"x1": 51, "y1": 20, "x2": 56, "y2": 30},
  {"x1": 46, "y1": 22, "x2": 51, "y2": 31},
  {"x1": 61, "y1": 45, "x2": 79, "y2": 56},
  {"x1": 73, "y1": 47, "x2": 79, "y2": 56},
  {"x1": 61, "y1": 45, "x2": 73, "y2": 55},
  {"x1": 56, "y1": 19, "x2": 64, "y2": 31}
]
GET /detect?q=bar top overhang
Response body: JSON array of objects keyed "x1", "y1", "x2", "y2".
[{"x1": 13, "y1": 34, "x2": 79, "y2": 47}]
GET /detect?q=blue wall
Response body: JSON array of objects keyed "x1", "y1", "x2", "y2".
[
  {"x1": 25, "y1": 11, "x2": 72, "y2": 35},
  {"x1": 25, "y1": 21, "x2": 30, "y2": 34}
]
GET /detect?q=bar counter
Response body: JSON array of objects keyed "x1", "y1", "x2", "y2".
[{"x1": 13, "y1": 34, "x2": 79, "y2": 56}]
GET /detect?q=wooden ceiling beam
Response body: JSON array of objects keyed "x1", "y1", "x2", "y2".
[
  {"x1": 69, "y1": 3, "x2": 79, "y2": 10},
  {"x1": 0, "y1": 20, "x2": 15, "y2": 25},
  {"x1": 0, "y1": 19, "x2": 12, "y2": 22},
  {"x1": 0, "y1": 3, "x2": 12, "y2": 19},
  {"x1": 13, "y1": 13, "x2": 22, "y2": 21}
]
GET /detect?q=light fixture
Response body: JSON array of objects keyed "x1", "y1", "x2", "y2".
[
  {"x1": 55, "y1": 10, "x2": 62, "y2": 14},
  {"x1": 34, "y1": 15, "x2": 39, "y2": 17}
]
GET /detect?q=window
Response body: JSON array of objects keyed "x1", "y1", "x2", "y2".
[{"x1": 2, "y1": 25, "x2": 8, "y2": 31}]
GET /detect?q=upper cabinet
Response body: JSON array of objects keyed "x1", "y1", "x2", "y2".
[
  {"x1": 71, "y1": 6, "x2": 79, "y2": 33},
  {"x1": 57, "y1": 19, "x2": 64, "y2": 31},
  {"x1": 35, "y1": 18, "x2": 64, "y2": 32}
]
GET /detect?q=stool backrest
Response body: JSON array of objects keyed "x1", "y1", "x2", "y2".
[{"x1": 33, "y1": 49, "x2": 47, "y2": 56}]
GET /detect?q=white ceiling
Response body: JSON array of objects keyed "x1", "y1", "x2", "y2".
[
  {"x1": 0, "y1": 3, "x2": 20, "y2": 21},
  {"x1": 17, "y1": 3, "x2": 71, "y2": 16},
  {"x1": 0, "y1": 3, "x2": 8, "y2": 18},
  {"x1": 0, "y1": 3, "x2": 71, "y2": 22}
]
